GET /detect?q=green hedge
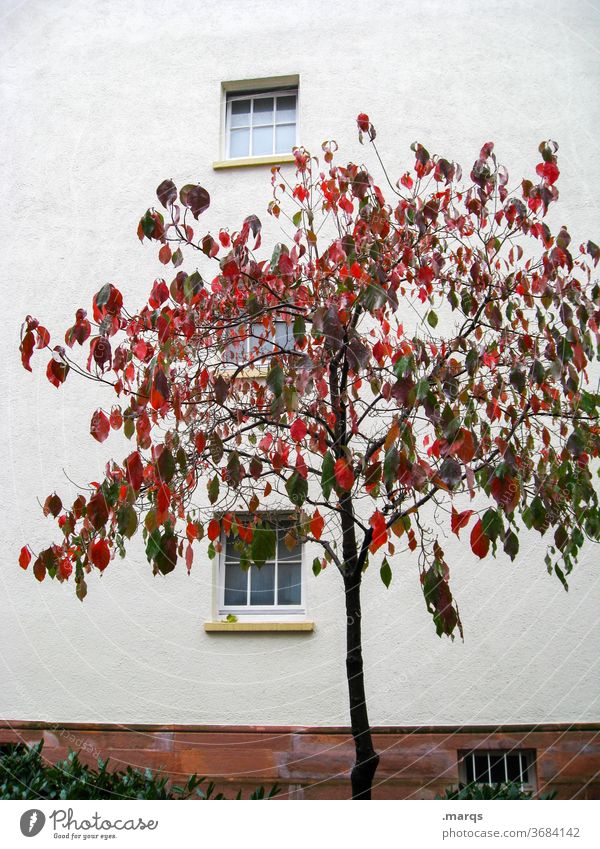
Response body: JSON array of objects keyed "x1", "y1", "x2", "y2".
[
  {"x1": 0, "y1": 741, "x2": 279, "y2": 800},
  {"x1": 439, "y1": 781, "x2": 555, "y2": 800}
]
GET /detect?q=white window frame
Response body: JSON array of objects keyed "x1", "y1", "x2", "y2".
[
  {"x1": 217, "y1": 515, "x2": 306, "y2": 618},
  {"x1": 458, "y1": 749, "x2": 536, "y2": 792},
  {"x1": 225, "y1": 88, "x2": 298, "y2": 160}
]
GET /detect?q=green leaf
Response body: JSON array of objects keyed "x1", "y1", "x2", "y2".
[
  {"x1": 312, "y1": 557, "x2": 322, "y2": 577},
  {"x1": 293, "y1": 315, "x2": 306, "y2": 343},
  {"x1": 251, "y1": 526, "x2": 276, "y2": 567},
  {"x1": 117, "y1": 504, "x2": 138, "y2": 539},
  {"x1": 141, "y1": 210, "x2": 155, "y2": 238},
  {"x1": 285, "y1": 471, "x2": 308, "y2": 507},
  {"x1": 383, "y1": 446, "x2": 399, "y2": 489},
  {"x1": 415, "y1": 377, "x2": 429, "y2": 400},
  {"x1": 270, "y1": 243, "x2": 284, "y2": 270},
  {"x1": 208, "y1": 475, "x2": 219, "y2": 505},
  {"x1": 292, "y1": 210, "x2": 302, "y2": 227},
  {"x1": 380, "y1": 558, "x2": 392, "y2": 588},
  {"x1": 321, "y1": 451, "x2": 335, "y2": 499},
  {"x1": 145, "y1": 529, "x2": 161, "y2": 562},
  {"x1": 267, "y1": 363, "x2": 284, "y2": 397},
  {"x1": 156, "y1": 447, "x2": 176, "y2": 483},
  {"x1": 503, "y1": 530, "x2": 519, "y2": 561},
  {"x1": 427, "y1": 310, "x2": 438, "y2": 328}
]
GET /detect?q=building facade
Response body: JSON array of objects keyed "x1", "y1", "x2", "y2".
[{"x1": 1, "y1": 0, "x2": 599, "y2": 797}]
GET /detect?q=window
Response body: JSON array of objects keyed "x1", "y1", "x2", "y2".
[
  {"x1": 458, "y1": 750, "x2": 536, "y2": 790},
  {"x1": 222, "y1": 320, "x2": 294, "y2": 367},
  {"x1": 219, "y1": 518, "x2": 304, "y2": 615},
  {"x1": 226, "y1": 89, "x2": 298, "y2": 159}
]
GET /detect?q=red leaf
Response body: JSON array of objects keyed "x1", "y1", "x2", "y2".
[
  {"x1": 157, "y1": 482, "x2": 171, "y2": 514},
  {"x1": 451, "y1": 507, "x2": 474, "y2": 537},
  {"x1": 451, "y1": 429, "x2": 476, "y2": 464},
  {"x1": 33, "y1": 558, "x2": 46, "y2": 582},
  {"x1": 310, "y1": 509, "x2": 324, "y2": 540},
  {"x1": 290, "y1": 419, "x2": 307, "y2": 442},
  {"x1": 36, "y1": 326, "x2": 50, "y2": 348},
  {"x1": 87, "y1": 492, "x2": 109, "y2": 530},
  {"x1": 90, "y1": 410, "x2": 110, "y2": 443},
  {"x1": 43, "y1": 493, "x2": 62, "y2": 518},
  {"x1": 356, "y1": 113, "x2": 370, "y2": 132},
  {"x1": 89, "y1": 538, "x2": 110, "y2": 571},
  {"x1": 490, "y1": 475, "x2": 520, "y2": 514},
  {"x1": 418, "y1": 265, "x2": 434, "y2": 285},
  {"x1": 46, "y1": 353, "x2": 69, "y2": 387},
  {"x1": 207, "y1": 518, "x2": 220, "y2": 541},
  {"x1": 334, "y1": 457, "x2": 355, "y2": 491},
  {"x1": 536, "y1": 161, "x2": 559, "y2": 185},
  {"x1": 338, "y1": 196, "x2": 354, "y2": 215},
  {"x1": 19, "y1": 546, "x2": 31, "y2": 570},
  {"x1": 158, "y1": 244, "x2": 172, "y2": 265},
  {"x1": 470, "y1": 518, "x2": 490, "y2": 559},
  {"x1": 369, "y1": 510, "x2": 388, "y2": 553},
  {"x1": 109, "y1": 406, "x2": 123, "y2": 430},
  {"x1": 126, "y1": 451, "x2": 144, "y2": 492},
  {"x1": 185, "y1": 543, "x2": 194, "y2": 573},
  {"x1": 20, "y1": 330, "x2": 35, "y2": 371}
]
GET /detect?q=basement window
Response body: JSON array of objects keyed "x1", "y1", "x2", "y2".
[{"x1": 458, "y1": 749, "x2": 536, "y2": 791}]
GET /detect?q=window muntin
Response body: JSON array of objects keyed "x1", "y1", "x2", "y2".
[
  {"x1": 459, "y1": 750, "x2": 536, "y2": 789},
  {"x1": 220, "y1": 521, "x2": 304, "y2": 614},
  {"x1": 226, "y1": 89, "x2": 298, "y2": 159},
  {"x1": 222, "y1": 320, "x2": 294, "y2": 367}
]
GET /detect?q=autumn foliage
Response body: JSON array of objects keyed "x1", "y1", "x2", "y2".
[{"x1": 19, "y1": 115, "x2": 600, "y2": 637}]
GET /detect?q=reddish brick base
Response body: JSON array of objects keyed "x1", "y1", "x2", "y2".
[{"x1": 1, "y1": 722, "x2": 598, "y2": 799}]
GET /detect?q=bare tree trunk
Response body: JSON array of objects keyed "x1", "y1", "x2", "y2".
[{"x1": 344, "y1": 570, "x2": 379, "y2": 799}]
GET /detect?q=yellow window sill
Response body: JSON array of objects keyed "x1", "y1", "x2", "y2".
[
  {"x1": 213, "y1": 153, "x2": 296, "y2": 170},
  {"x1": 204, "y1": 621, "x2": 314, "y2": 633}
]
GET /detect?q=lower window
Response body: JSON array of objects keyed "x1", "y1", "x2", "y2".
[
  {"x1": 458, "y1": 749, "x2": 536, "y2": 790},
  {"x1": 219, "y1": 518, "x2": 304, "y2": 615}
]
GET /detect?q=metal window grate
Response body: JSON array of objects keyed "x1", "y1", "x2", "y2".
[{"x1": 459, "y1": 749, "x2": 536, "y2": 790}]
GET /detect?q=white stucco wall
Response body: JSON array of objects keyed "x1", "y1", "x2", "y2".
[{"x1": 1, "y1": 0, "x2": 599, "y2": 727}]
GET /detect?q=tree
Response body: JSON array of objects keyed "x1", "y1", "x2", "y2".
[{"x1": 18, "y1": 115, "x2": 600, "y2": 799}]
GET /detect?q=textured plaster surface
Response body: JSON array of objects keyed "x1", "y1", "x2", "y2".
[{"x1": 1, "y1": 0, "x2": 599, "y2": 726}]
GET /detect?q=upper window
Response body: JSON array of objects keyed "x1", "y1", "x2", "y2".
[
  {"x1": 219, "y1": 518, "x2": 304, "y2": 615},
  {"x1": 226, "y1": 89, "x2": 298, "y2": 159},
  {"x1": 222, "y1": 320, "x2": 294, "y2": 367}
]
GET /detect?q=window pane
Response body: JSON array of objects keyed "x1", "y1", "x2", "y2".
[
  {"x1": 278, "y1": 562, "x2": 302, "y2": 605},
  {"x1": 250, "y1": 563, "x2": 275, "y2": 606},
  {"x1": 224, "y1": 561, "x2": 247, "y2": 606},
  {"x1": 275, "y1": 123, "x2": 295, "y2": 154},
  {"x1": 230, "y1": 99, "x2": 251, "y2": 127},
  {"x1": 473, "y1": 754, "x2": 489, "y2": 783},
  {"x1": 276, "y1": 95, "x2": 296, "y2": 124},
  {"x1": 274, "y1": 320, "x2": 293, "y2": 352},
  {"x1": 252, "y1": 125, "x2": 273, "y2": 156},
  {"x1": 249, "y1": 323, "x2": 273, "y2": 359},
  {"x1": 252, "y1": 97, "x2": 274, "y2": 125},
  {"x1": 230, "y1": 127, "x2": 249, "y2": 157},
  {"x1": 222, "y1": 331, "x2": 247, "y2": 364},
  {"x1": 490, "y1": 754, "x2": 505, "y2": 783}
]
